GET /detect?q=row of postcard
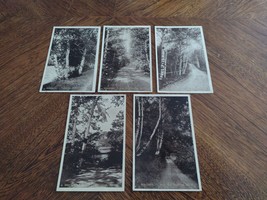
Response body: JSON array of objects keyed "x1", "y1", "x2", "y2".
[
  {"x1": 40, "y1": 26, "x2": 213, "y2": 93},
  {"x1": 57, "y1": 94, "x2": 201, "y2": 192}
]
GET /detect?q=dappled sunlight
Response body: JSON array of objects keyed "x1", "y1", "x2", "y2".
[{"x1": 64, "y1": 168, "x2": 122, "y2": 188}]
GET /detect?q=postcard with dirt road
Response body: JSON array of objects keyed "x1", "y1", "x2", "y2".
[
  {"x1": 40, "y1": 26, "x2": 100, "y2": 92},
  {"x1": 57, "y1": 94, "x2": 126, "y2": 191},
  {"x1": 133, "y1": 94, "x2": 201, "y2": 191},
  {"x1": 155, "y1": 26, "x2": 213, "y2": 93},
  {"x1": 98, "y1": 26, "x2": 152, "y2": 92}
]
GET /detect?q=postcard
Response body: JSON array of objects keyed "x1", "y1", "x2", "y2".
[
  {"x1": 133, "y1": 94, "x2": 201, "y2": 191},
  {"x1": 40, "y1": 26, "x2": 100, "y2": 92},
  {"x1": 98, "y1": 26, "x2": 152, "y2": 92},
  {"x1": 155, "y1": 26, "x2": 213, "y2": 93},
  {"x1": 57, "y1": 94, "x2": 126, "y2": 192}
]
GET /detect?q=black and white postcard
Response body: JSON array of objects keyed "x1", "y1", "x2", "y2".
[
  {"x1": 155, "y1": 26, "x2": 213, "y2": 93},
  {"x1": 57, "y1": 95, "x2": 126, "y2": 192},
  {"x1": 40, "y1": 26, "x2": 100, "y2": 92},
  {"x1": 133, "y1": 94, "x2": 201, "y2": 191},
  {"x1": 98, "y1": 26, "x2": 152, "y2": 92}
]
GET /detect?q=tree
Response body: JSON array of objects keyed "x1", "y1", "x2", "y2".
[
  {"x1": 136, "y1": 97, "x2": 162, "y2": 157},
  {"x1": 81, "y1": 96, "x2": 109, "y2": 152},
  {"x1": 157, "y1": 27, "x2": 206, "y2": 88},
  {"x1": 108, "y1": 110, "x2": 124, "y2": 152},
  {"x1": 135, "y1": 97, "x2": 192, "y2": 157},
  {"x1": 135, "y1": 97, "x2": 144, "y2": 152},
  {"x1": 49, "y1": 28, "x2": 98, "y2": 80}
]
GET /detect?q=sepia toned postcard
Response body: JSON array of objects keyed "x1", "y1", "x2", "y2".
[
  {"x1": 98, "y1": 26, "x2": 153, "y2": 92},
  {"x1": 155, "y1": 26, "x2": 213, "y2": 93},
  {"x1": 57, "y1": 94, "x2": 126, "y2": 192},
  {"x1": 133, "y1": 94, "x2": 201, "y2": 191},
  {"x1": 40, "y1": 26, "x2": 101, "y2": 92}
]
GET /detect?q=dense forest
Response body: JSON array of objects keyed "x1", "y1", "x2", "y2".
[
  {"x1": 134, "y1": 96, "x2": 199, "y2": 189},
  {"x1": 157, "y1": 27, "x2": 208, "y2": 89},
  {"x1": 42, "y1": 28, "x2": 99, "y2": 91},
  {"x1": 100, "y1": 27, "x2": 151, "y2": 91},
  {"x1": 59, "y1": 95, "x2": 125, "y2": 188}
]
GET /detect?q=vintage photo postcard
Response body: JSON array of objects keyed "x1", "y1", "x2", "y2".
[
  {"x1": 98, "y1": 26, "x2": 152, "y2": 92},
  {"x1": 155, "y1": 26, "x2": 213, "y2": 93},
  {"x1": 133, "y1": 94, "x2": 201, "y2": 191},
  {"x1": 40, "y1": 26, "x2": 101, "y2": 92},
  {"x1": 57, "y1": 94, "x2": 126, "y2": 192}
]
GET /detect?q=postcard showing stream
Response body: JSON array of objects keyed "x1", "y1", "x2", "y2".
[
  {"x1": 40, "y1": 26, "x2": 101, "y2": 92},
  {"x1": 98, "y1": 26, "x2": 153, "y2": 92},
  {"x1": 155, "y1": 26, "x2": 213, "y2": 93},
  {"x1": 57, "y1": 95, "x2": 126, "y2": 192},
  {"x1": 133, "y1": 94, "x2": 201, "y2": 191}
]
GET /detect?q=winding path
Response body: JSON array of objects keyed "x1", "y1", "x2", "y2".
[
  {"x1": 162, "y1": 64, "x2": 210, "y2": 92},
  {"x1": 156, "y1": 158, "x2": 198, "y2": 189}
]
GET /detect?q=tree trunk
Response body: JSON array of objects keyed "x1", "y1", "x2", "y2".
[
  {"x1": 179, "y1": 55, "x2": 183, "y2": 76},
  {"x1": 155, "y1": 102, "x2": 164, "y2": 155},
  {"x1": 71, "y1": 113, "x2": 77, "y2": 147},
  {"x1": 164, "y1": 49, "x2": 167, "y2": 78},
  {"x1": 155, "y1": 127, "x2": 164, "y2": 155},
  {"x1": 159, "y1": 29, "x2": 167, "y2": 80},
  {"x1": 145, "y1": 39, "x2": 149, "y2": 64},
  {"x1": 81, "y1": 97, "x2": 99, "y2": 152},
  {"x1": 65, "y1": 41, "x2": 70, "y2": 69},
  {"x1": 104, "y1": 28, "x2": 109, "y2": 62},
  {"x1": 195, "y1": 52, "x2": 200, "y2": 69},
  {"x1": 78, "y1": 48, "x2": 87, "y2": 75},
  {"x1": 54, "y1": 54, "x2": 59, "y2": 69},
  {"x1": 136, "y1": 97, "x2": 162, "y2": 157},
  {"x1": 135, "y1": 98, "x2": 141, "y2": 142},
  {"x1": 136, "y1": 97, "x2": 144, "y2": 152},
  {"x1": 183, "y1": 56, "x2": 188, "y2": 74},
  {"x1": 160, "y1": 48, "x2": 166, "y2": 80}
]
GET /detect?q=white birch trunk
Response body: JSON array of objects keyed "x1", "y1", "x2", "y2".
[
  {"x1": 145, "y1": 39, "x2": 149, "y2": 64},
  {"x1": 79, "y1": 48, "x2": 87, "y2": 75},
  {"x1": 183, "y1": 56, "x2": 188, "y2": 74},
  {"x1": 81, "y1": 98, "x2": 98, "y2": 152},
  {"x1": 71, "y1": 116, "x2": 77, "y2": 147},
  {"x1": 179, "y1": 55, "x2": 183, "y2": 75},
  {"x1": 104, "y1": 28, "x2": 110, "y2": 62},
  {"x1": 54, "y1": 54, "x2": 59, "y2": 69},
  {"x1": 195, "y1": 53, "x2": 200, "y2": 69},
  {"x1": 136, "y1": 98, "x2": 162, "y2": 157},
  {"x1": 164, "y1": 49, "x2": 167, "y2": 78},
  {"x1": 136, "y1": 98, "x2": 144, "y2": 152},
  {"x1": 65, "y1": 41, "x2": 70, "y2": 69},
  {"x1": 135, "y1": 98, "x2": 141, "y2": 142}
]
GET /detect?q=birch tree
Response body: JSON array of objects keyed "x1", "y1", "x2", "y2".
[
  {"x1": 81, "y1": 96, "x2": 109, "y2": 152},
  {"x1": 135, "y1": 97, "x2": 144, "y2": 152},
  {"x1": 136, "y1": 97, "x2": 162, "y2": 157}
]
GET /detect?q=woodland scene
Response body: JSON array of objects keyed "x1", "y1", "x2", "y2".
[
  {"x1": 59, "y1": 95, "x2": 125, "y2": 189},
  {"x1": 100, "y1": 26, "x2": 151, "y2": 91},
  {"x1": 41, "y1": 28, "x2": 99, "y2": 91},
  {"x1": 134, "y1": 96, "x2": 200, "y2": 190},
  {"x1": 156, "y1": 27, "x2": 211, "y2": 92}
]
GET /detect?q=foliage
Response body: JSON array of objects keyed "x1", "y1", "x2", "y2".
[
  {"x1": 60, "y1": 96, "x2": 125, "y2": 183},
  {"x1": 135, "y1": 96, "x2": 197, "y2": 181},
  {"x1": 157, "y1": 28, "x2": 207, "y2": 88},
  {"x1": 49, "y1": 28, "x2": 98, "y2": 80},
  {"x1": 101, "y1": 27, "x2": 150, "y2": 88}
]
